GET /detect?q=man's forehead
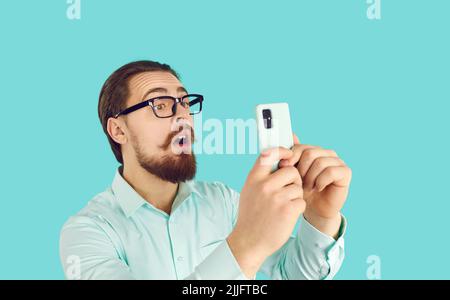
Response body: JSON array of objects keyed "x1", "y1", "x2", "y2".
[{"x1": 128, "y1": 71, "x2": 184, "y2": 100}]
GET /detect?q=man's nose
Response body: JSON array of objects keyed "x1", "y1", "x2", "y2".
[
  {"x1": 172, "y1": 116, "x2": 193, "y2": 137},
  {"x1": 174, "y1": 115, "x2": 192, "y2": 126}
]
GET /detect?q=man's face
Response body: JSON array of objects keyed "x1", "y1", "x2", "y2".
[{"x1": 115, "y1": 71, "x2": 196, "y2": 183}]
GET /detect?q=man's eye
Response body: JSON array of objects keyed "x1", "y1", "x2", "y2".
[
  {"x1": 181, "y1": 100, "x2": 190, "y2": 108},
  {"x1": 181, "y1": 97, "x2": 190, "y2": 105},
  {"x1": 154, "y1": 104, "x2": 166, "y2": 110}
]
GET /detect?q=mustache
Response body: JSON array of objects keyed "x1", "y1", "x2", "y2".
[{"x1": 160, "y1": 126, "x2": 195, "y2": 150}]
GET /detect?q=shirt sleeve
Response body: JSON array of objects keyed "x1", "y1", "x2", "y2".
[
  {"x1": 259, "y1": 214, "x2": 347, "y2": 280},
  {"x1": 219, "y1": 183, "x2": 347, "y2": 280},
  {"x1": 184, "y1": 241, "x2": 251, "y2": 280}
]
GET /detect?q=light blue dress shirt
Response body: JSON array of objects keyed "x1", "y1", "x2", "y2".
[{"x1": 59, "y1": 169, "x2": 346, "y2": 280}]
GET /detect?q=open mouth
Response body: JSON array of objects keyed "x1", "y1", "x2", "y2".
[{"x1": 173, "y1": 132, "x2": 191, "y2": 148}]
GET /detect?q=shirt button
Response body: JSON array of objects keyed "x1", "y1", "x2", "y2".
[{"x1": 177, "y1": 256, "x2": 184, "y2": 262}]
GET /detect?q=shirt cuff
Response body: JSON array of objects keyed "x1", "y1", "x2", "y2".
[
  {"x1": 298, "y1": 214, "x2": 347, "y2": 279},
  {"x1": 194, "y1": 240, "x2": 252, "y2": 280}
]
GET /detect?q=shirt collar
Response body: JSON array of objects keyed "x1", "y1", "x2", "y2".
[{"x1": 111, "y1": 167, "x2": 201, "y2": 218}]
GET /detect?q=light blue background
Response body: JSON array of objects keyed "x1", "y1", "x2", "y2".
[{"x1": 1, "y1": 0, "x2": 449, "y2": 279}]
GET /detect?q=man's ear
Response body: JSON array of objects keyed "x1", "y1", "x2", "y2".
[{"x1": 107, "y1": 117, "x2": 128, "y2": 145}]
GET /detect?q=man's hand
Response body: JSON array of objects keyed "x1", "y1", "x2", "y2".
[
  {"x1": 227, "y1": 135, "x2": 352, "y2": 279},
  {"x1": 227, "y1": 147, "x2": 307, "y2": 279},
  {"x1": 279, "y1": 134, "x2": 352, "y2": 239}
]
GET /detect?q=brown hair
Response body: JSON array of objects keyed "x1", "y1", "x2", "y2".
[{"x1": 98, "y1": 60, "x2": 180, "y2": 164}]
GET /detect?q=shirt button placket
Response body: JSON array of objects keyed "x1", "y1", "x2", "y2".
[{"x1": 167, "y1": 217, "x2": 181, "y2": 279}]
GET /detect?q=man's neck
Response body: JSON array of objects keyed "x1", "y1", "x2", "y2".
[{"x1": 121, "y1": 164, "x2": 178, "y2": 215}]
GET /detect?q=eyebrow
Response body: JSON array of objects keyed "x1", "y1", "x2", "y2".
[{"x1": 141, "y1": 86, "x2": 188, "y2": 101}]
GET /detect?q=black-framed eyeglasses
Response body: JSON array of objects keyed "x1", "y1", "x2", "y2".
[{"x1": 113, "y1": 94, "x2": 204, "y2": 119}]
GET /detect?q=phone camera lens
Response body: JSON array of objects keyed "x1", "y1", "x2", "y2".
[{"x1": 262, "y1": 109, "x2": 272, "y2": 129}]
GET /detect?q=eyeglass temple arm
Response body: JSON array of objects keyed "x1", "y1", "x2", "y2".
[{"x1": 114, "y1": 101, "x2": 151, "y2": 118}]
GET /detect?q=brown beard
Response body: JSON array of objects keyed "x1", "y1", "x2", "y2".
[{"x1": 132, "y1": 127, "x2": 197, "y2": 184}]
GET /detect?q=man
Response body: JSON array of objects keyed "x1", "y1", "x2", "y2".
[{"x1": 59, "y1": 60, "x2": 352, "y2": 280}]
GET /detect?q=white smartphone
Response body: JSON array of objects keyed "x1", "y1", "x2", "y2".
[{"x1": 256, "y1": 102, "x2": 294, "y2": 172}]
